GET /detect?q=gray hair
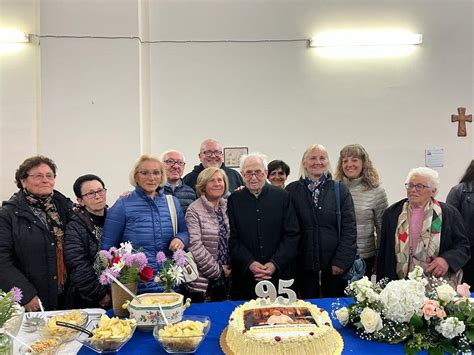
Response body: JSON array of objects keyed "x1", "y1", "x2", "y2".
[
  {"x1": 199, "y1": 138, "x2": 222, "y2": 153},
  {"x1": 299, "y1": 144, "x2": 332, "y2": 178},
  {"x1": 405, "y1": 167, "x2": 440, "y2": 191},
  {"x1": 161, "y1": 150, "x2": 186, "y2": 163},
  {"x1": 240, "y1": 152, "x2": 268, "y2": 171}
]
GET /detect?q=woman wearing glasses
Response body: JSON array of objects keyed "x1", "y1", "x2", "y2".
[
  {"x1": 377, "y1": 167, "x2": 469, "y2": 285},
  {"x1": 64, "y1": 174, "x2": 110, "y2": 308},
  {"x1": 0, "y1": 156, "x2": 73, "y2": 311},
  {"x1": 102, "y1": 155, "x2": 189, "y2": 293}
]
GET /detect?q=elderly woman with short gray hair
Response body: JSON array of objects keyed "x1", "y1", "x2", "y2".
[{"x1": 377, "y1": 167, "x2": 470, "y2": 285}]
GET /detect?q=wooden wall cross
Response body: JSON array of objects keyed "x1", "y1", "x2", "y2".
[{"x1": 451, "y1": 107, "x2": 472, "y2": 137}]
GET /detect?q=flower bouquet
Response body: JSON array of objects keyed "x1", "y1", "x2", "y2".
[
  {"x1": 0, "y1": 287, "x2": 23, "y2": 353},
  {"x1": 95, "y1": 242, "x2": 152, "y2": 316},
  {"x1": 335, "y1": 266, "x2": 474, "y2": 354},
  {"x1": 154, "y1": 250, "x2": 186, "y2": 293}
]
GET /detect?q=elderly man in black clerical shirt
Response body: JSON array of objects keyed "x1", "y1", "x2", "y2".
[{"x1": 228, "y1": 153, "x2": 300, "y2": 300}]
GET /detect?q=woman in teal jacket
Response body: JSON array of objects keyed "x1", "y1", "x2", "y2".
[{"x1": 102, "y1": 155, "x2": 189, "y2": 293}]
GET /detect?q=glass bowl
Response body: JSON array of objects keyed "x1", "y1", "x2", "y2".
[
  {"x1": 19, "y1": 336, "x2": 62, "y2": 354},
  {"x1": 153, "y1": 315, "x2": 211, "y2": 354},
  {"x1": 39, "y1": 310, "x2": 88, "y2": 342},
  {"x1": 76, "y1": 319, "x2": 137, "y2": 353},
  {"x1": 4, "y1": 304, "x2": 25, "y2": 336}
]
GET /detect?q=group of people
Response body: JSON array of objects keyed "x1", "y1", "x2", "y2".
[{"x1": 0, "y1": 138, "x2": 472, "y2": 312}]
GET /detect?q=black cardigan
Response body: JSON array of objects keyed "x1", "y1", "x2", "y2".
[{"x1": 376, "y1": 198, "x2": 470, "y2": 281}]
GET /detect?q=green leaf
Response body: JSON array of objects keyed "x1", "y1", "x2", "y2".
[
  {"x1": 466, "y1": 329, "x2": 474, "y2": 342},
  {"x1": 404, "y1": 343, "x2": 420, "y2": 355},
  {"x1": 427, "y1": 347, "x2": 443, "y2": 355},
  {"x1": 410, "y1": 314, "x2": 424, "y2": 330}
]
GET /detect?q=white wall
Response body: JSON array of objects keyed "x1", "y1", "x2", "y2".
[{"x1": 1, "y1": 0, "x2": 473, "y2": 206}]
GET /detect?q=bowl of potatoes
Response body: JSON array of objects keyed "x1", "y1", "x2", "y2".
[
  {"x1": 153, "y1": 315, "x2": 211, "y2": 354},
  {"x1": 75, "y1": 315, "x2": 137, "y2": 353},
  {"x1": 39, "y1": 310, "x2": 88, "y2": 343}
]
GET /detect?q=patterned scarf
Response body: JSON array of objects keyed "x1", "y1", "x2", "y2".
[
  {"x1": 395, "y1": 198, "x2": 442, "y2": 279},
  {"x1": 215, "y1": 208, "x2": 229, "y2": 266},
  {"x1": 24, "y1": 189, "x2": 66, "y2": 288},
  {"x1": 306, "y1": 173, "x2": 329, "y2": 208}
]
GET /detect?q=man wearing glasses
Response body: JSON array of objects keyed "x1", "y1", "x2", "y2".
[
  {"x1": 183, "y1": 139, "x2": 244, "y2": 194},
  {"x1": 227, "y1": 153, "x2": 300, "y2": 300},
  {"x1": 161, "y1": 150, "x2": 196, "y2": 213}
]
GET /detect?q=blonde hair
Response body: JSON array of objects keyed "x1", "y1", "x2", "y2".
[
  {"x1": 299, "y1": 144, "x2": 332, "y2": 178},
  {"x1": 195, "y1": 167, "x2": 229, "y2": 197},
  {"x1": 335, "y1": 144, "x2": 380, "y2": 189},
  {"x1": 129, "y1": 154, "x2": 166, "y2": 188}
]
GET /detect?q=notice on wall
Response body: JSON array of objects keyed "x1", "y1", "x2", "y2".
[{"x1": 425, "y1": 148, "x2": 444, "y2": 167}]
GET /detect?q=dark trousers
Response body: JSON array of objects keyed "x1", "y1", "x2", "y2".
[
  {"x1": 297, "y1": 269, "x2": 348, "y2": 299},
  {"x1": 364, "y1": 256, "x2": 376, "y2": 277}
]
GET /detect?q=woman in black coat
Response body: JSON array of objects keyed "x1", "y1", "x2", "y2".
[
  {"x1": 64, "y1": 174, "x2": 110, "y2": 309},
  {"x1": 0, "y1": 156, "x2": 72, "y2": 311},
  {"x1": 286, "y1": 144, "x2": 357, "y2": 298},
  {"x1": 446, "y1": 160, "x2": 474, "y2": 285}
]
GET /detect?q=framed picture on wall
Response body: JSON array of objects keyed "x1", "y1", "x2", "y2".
[{"x1": 224, "y1": 147, "x2": 248, "y2": 168}]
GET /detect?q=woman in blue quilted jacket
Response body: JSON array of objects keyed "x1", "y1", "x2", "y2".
[{"x1": 101, "y1": 154, "x2": 189, "y2": 293}]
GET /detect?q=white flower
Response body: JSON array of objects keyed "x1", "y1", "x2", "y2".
[
  {"x1": 111, "y1": 261, "x2": 125, "y2": 273},
  {"x1": 436, "y1": 284, "x2": 457, "y2": 303},
  {"x1": 335, "y1": 307, "x2": 349, "y2": 326},
  {"x1": 170, "y1": 265, "x2": 185, "y2": 286},
  {"x1": 379, "y1": 279, "x2": 425, "y2": 323},
  {"x1": 360, "y1": 307, "x2": 383, "y2": 333},
  {"x1": 350, "y1": 276, "x2": 377, "y2": 303},
  {"x1": 435, "y1": 317, "x2": 465, "y2": 339},
  {"x1": 408, "y1": 265, "x2": 424, "y2": 281},
  {"x1": 119, "y1": 241, "x2": 133, "y2": 254}
]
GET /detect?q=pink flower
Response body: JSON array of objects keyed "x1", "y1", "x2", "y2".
[
  {"x1": 121, "y1": 253, "x2": 135, "y2": 267},
  {"x1": 436, "y1": 308, "x2": 446, "y2": 319},
  {"x1": 173, "y1": 250, "x2": 185, "y2": 267},
  {"x1": 133, "y1": 253, "x2": 148, "y2": 272},
  {"x1": 10, "y1": 287, "x2": 23, "y2": 303},
  {"x1": 422, "y1": 299, "x2": 439, "y2": 320},
  {"x1": 156, "y1": 251, "x2": 167, "y2": 264},
  {"x1": 457, "y1": 283, "x2": 471, "y2": 298},
  {"x1": 99, "y1": 250, "x2": 113, "y2": 260}
]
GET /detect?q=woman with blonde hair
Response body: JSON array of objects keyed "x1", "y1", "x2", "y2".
[
  {"x1": 102, "y1": 154, "x2": 189, "y2": 293},
  {"x1": 185, "y1": 167, "x2": 231, "y2": 302},
  {"x1": 286, "y1": 144, "x2": 357, "y2": 298},
  {"x1": 335, "y1": 144, "x2": 388, "y2": 275}
]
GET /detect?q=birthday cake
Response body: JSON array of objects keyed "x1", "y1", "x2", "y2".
[{"x1": 224, "y1": 298, "x2": 343, "y2": 355}]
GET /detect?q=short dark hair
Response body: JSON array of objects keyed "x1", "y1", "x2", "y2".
[
  {"x1": 15, "y1": 156, "x2": 57, "y2": 189},
  {"x1": 73, "y1": 174, "x2": 106, "y2": 198},
  {"x1": 460, "y1": 160, "x2": 474, "y2": 184},
  {"x1": 267, "y1": 160, "x2": 290, "y2": 178}
]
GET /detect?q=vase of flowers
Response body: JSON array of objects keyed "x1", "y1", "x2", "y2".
[
  {"x1": 155, "y1": 250, "x2": 186, "y2": 293},
  {"x1": 96, "y1": 242, "x2": 152, "y2": 316},
  {"x1": 334, "y1": 265, "x2": 474, "y2": 354},
  {"x1": 0, "y1": 287, "x2": 23, "y2": 355}
]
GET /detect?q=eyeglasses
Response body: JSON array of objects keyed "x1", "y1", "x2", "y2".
[
  {"x1": 81, "y1": 188, "x2": 107, "y2": 200},
  {"x1": 27, "y1": 173, "x2": 56, "y2": 181},
  {"x1": 243, "y1": 170, "x2": 265, "y2": 178},
  {"x1": 138, "y1": 170, "x2": 161, "y2": 177},
  {"x1": 201, "y1": 150, "x2": 223, "y2": 157},
  {"x1": 164, "y1": 159, "x2": 185, "y2": 167},
  {"x1": 405, "y1": 183, "x2": 431, "y2": 192}
]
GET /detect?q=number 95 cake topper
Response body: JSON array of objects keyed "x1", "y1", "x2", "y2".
[{"x1": 255, "y1": 279, "x2": 297, "y2": 306}]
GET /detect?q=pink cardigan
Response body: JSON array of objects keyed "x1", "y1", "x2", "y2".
[{"x1": 185, "y1": 195, "x2": 229, "y2": 295}]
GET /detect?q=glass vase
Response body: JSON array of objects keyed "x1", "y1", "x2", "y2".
[{"x1": 0, "y1": 328, "x2": 12, "y2": 355}]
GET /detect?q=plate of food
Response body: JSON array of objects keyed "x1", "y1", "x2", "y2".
[
  {"x1": 76, "y1": 314, "x2": 137, "y2": 353},
  {"x1": 39, "y1": 310, "x2": 88, "y2": 342}
]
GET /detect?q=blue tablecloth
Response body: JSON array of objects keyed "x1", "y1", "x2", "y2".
[{"x1": 78, "y1": 298, "x2": 408, "y2": 354}]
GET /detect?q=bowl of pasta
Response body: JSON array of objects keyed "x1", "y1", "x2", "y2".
[
  {"x1": 75, "y1": 315, "x2": 137, "y2": 353},
  {"x1": 153, "y1": 315, "x2": 211, "y2": 354}
]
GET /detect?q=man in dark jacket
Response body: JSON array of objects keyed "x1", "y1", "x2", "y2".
[
  {"x1": 64, "y1": 174, "x2": 111, "y2": 309},
  {"x1": 183, "y1": 138, "x2": 244, "y2": 194},
  {"x1": 161, "y1": 150, "x2": 196, "y2": 213},
  {"x1": 228, "y1": 153, "x2": 300, "y2": 300}
]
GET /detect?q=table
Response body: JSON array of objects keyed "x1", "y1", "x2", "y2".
[{"x1": 77, "y1": 298, "x2": 411, "y2": 354}]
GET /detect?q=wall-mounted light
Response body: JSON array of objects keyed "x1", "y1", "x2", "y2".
[
  {"x1": 310, "y1": 30, "x2": 422, "y2": 47},
  {"x1": 0, "y1": 29, "x2": 30, "y2": 43}
]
